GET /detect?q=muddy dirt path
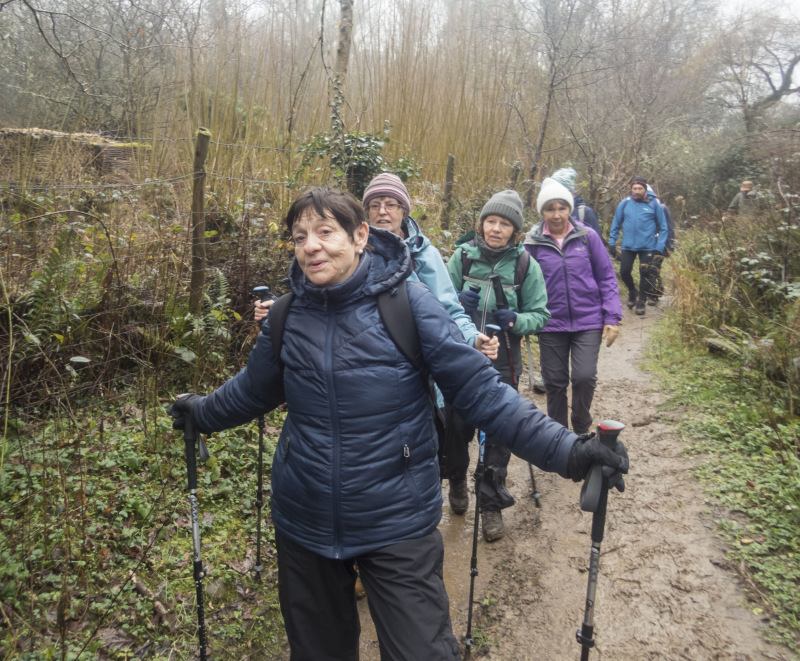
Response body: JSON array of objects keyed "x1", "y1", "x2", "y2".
[{"x1": 358, "y1": 304, "x2": 795, "y2": 660}]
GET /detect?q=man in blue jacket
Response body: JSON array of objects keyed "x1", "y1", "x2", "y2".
[{"x1": 608, "y1": 176, "x2": 668, "y2": 315}]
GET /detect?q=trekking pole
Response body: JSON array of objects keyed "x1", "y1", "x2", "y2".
[
  {"x1": 489, "y1": 274, "x2": 541, "y2": 507},
  {"x1": 525, "y1": 335, "x2": 536, "y2": 392},
  {"x1": 251, "y1": 286, "x2": 277, "y2": 578},
  {"x1": 171, "y1": 398, "x2": 211, "y2": 661},
  {"x1": 463, "y1": 323, "x2": 500, "y2": 660},
  {"x1": 576, "y1": 420, "x2": 626, "y2": 661}
]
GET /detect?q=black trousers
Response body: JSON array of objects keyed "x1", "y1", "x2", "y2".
[
  {"x1": 439, "y1": 375, "x2": 517, "y2": 512},
  {"x1": 538, "y1": 329, "x2": 602, "y2": 434},
  {"x1": 276, "y1": 528, "x2": 461, "y2": 661},
  {"x1": 619, "y1": 249, "x2": 659, "y2": 302}
]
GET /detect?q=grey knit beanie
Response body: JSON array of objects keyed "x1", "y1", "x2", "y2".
[{"x1": 479, "y1": 190, "x2": 524, "y2": 232}]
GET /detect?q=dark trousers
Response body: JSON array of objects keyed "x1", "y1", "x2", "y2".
[
  {"x1": 276, "y1": 529, "x2": 461, "y2": 661},
  {"x1": 440, "y1": 375, "x2": 517, "y2": 512},
  {"x1": 538, "y1": 329, "x2": 602, "y2": 434},
  {"x1": 619, "y1": 249, "x2": 658, "y2": 302}
]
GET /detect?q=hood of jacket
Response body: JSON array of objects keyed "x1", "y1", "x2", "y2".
[
  {"x1": 573, "y1": 193, "x2": 586, "y2": 207},
  {"x1": 402, "y1": 215, "x2": 431, "y2": 256},
  {"x1": 287, "y1": 226, "x2": 412, "y2": 303}
]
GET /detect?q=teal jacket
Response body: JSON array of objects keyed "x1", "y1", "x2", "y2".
[
  {"x1": 446, "y1": 232, "x2": 550, "y2": 382},
  {"x1": 446, "y1": 233, "x2": 550, "y2": 336}
]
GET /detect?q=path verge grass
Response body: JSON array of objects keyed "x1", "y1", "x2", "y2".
[{"x1": 645, "y1": 311, "x2": 800, "y2": 655}]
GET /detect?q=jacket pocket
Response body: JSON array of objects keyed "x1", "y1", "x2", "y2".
[{"x1": 401, "y1": 444, "x2": 423, "y2": 512}]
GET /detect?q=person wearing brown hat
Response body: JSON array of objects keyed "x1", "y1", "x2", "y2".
[
  {"x1": 726, "y1": 180, "x2": 759, "y2": 217},
  {"x1": 608, "y1": 177, "x2": 669, "y2": 315}
]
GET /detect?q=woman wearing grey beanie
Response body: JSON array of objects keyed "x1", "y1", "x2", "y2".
[{"x1": 445, "y1": 190, "x2": 551, "y2": 541}]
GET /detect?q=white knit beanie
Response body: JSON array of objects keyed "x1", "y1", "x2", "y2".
[{"x1": 536, "y1": 178, "x2": 575, "y2": 215}]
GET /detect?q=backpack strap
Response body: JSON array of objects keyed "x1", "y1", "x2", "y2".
[
  {"x1": 577, "y1": 204, "x2": 585, "y2": 222},
  {"x1": 268, "y1": 292, "x2": 294, "y2": 369},
  {"x1": 377, "y1": 280, "x2": 423, "y2": 373},
  {"x1": 459, "y1": 238, "x2": 477, "y2": 286},
  {"x1": 513, "y1": 249, "x2": 530, "y2": 311}
]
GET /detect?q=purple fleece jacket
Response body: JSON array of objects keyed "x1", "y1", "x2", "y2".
[{"x1": 523, "y1": 221, "x2": 622, "y2": 332}]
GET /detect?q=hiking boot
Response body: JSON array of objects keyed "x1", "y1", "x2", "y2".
[
  {"x1": 635, "y1": 300, "x2": 646, "y2": 315},
  {"x1": 647, "y1": 296, "x2": 658, "y2": 306},
  {"x1": 533, "y1": 378, "x2": 546, "y2": 395},
  {"x1": 626, "y1": 289, "x2": 638, "y2": 310},
  {"x1": 482, "y1": 510, "x2": 505, "y2": 542},
  {"x1": 448, "y1": 478, "x2": 469, "y2": 515}
]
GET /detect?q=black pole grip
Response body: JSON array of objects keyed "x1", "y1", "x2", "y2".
[
  {"x1": 489, "y1": 273, "x2": 509, "y2": 310},
  {"x1": 579, "y1": 420, "x2": 625, "y2": 513},
  {"x1": 484, "y1": 323, "x2": 501, "y2": 340}
]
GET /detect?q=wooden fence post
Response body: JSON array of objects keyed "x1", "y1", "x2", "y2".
[
  {"x1": 189, "y1": 127, "x2": 211, "y2": 316},
  {"x1": 441, "y1": 153, "x2": 455, "y2": 230}
]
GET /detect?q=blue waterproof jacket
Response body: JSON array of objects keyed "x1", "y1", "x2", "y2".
[
  {"x1": 403, "y1": 216, "x2": 479, "y2": 347},
  {"x1": 609, "y1": 193, "x2": 668, "y2": 253},
  {"x1": 191, "y1": 228, "x2": 576, "y2": 559}
]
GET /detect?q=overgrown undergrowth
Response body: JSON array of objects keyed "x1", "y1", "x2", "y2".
[
  {"x1": 646, "y1": 313, "x2": 800, "y2": 654},
  {"x1": 0, "y1": 402, "x2": 289, "y2": 659}
]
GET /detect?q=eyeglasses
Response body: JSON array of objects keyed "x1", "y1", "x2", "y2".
[{"x1": 368, "y1": 201, "x2": 402, "y2": 213}]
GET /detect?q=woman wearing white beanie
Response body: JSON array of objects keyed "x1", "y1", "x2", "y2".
[{"x1": 524, "y1": 178, "x2": 622, "y2": 434}]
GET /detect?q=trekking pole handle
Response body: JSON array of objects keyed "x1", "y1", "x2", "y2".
[
  {"x1": 579, "y1": 420, "x2": 625, "y2": 515},
  {"x1": 253, "y1": 285, "x2": 278, "y2": 328},
  {"x1": 489, "y1": 273, "x2": 509, "y2": 310},
  {"x1": 484, "y1": 323, "x2": 501, "y2": 340}
]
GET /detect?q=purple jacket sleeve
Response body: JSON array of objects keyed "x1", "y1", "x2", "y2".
[{"x1": 587, "y1": 230, "x2": 622, "y2": 326}]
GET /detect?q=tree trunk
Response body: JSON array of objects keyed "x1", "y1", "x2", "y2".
[
  {"x1": 330, "y1": 0, "x2": 354, "y2": 187},
  {"x1": 525, "y1": 76, "x2": 556, "y2": 208}
]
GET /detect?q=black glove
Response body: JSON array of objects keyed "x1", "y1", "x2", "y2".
[
  {"x1": 167, "y1": 393, "x2": 202, "y2": 430},
  {"x1": 459, "y1": 289, "x2": 480, "y2": 315},
  {"x1": 608, "y1": 244, "x2": 618, "y2": 259},
  {"x1": 492, "y1": 308, "x2": 517, "y2": 331},
  {"x1": 567, "y1": 432, "x2": 629, "y2": 492}
]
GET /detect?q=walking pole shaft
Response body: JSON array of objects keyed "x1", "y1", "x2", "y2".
[
  {"x1": 182, "y1": 413, "x2": 208, "y2": 661},
  {"x1": 252, "y1": 286, "x2": 276, "y2": 576},
  {"x1": 576, "y1": 420, "x2": 624, "y2": 660},
  {"x1": 463, "y1": 325, "x2": 499, "y2": 659}
]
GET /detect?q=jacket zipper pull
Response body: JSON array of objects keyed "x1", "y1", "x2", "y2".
[{"x1": 403, "y1": 444, "x2": 410, "y2": 459}]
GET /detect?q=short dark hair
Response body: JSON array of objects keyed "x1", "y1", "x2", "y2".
[{"x1": 284, "y1": 188, "x2": 365, "y2": 239}]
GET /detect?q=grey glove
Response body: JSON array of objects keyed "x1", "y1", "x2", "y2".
[
  {"x1": 567, "y1": 432, "x2": 629, "y2": 492},
  {"x1": 167, "y1": 393, "x2": 202, "y2": 430}
]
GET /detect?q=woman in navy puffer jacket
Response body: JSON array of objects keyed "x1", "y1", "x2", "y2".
[
  {"x1": 524, "y1": 178, "x2": 622, "y2": 435},
  {"x1": 169, "y1": 188, "x2": 628, "y2": 661}
]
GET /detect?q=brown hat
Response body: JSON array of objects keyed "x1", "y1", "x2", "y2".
[{"x1": 741, "y1": 180, "x2": 754, "y2": 190}]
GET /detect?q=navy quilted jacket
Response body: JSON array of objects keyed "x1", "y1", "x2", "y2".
[{"x1": 192, "y1": 227, "x2": 577, "y2": 559}]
